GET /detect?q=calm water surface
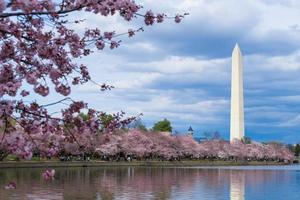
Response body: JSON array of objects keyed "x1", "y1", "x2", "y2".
[{"x1": 0, "y1": 165, "x2": 300, "y2": 200}]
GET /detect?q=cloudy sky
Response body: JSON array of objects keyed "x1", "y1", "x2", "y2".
[{"x1": 31, "y1": 0, "x2": 300, "y2": 143}]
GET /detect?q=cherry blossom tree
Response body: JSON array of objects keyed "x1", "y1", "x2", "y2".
[
  {"x1": 0, "y1": 0, "x2": 187, "y2": 159},
  {"x1": 91, "y1": 130, "x2": 294, "y2": 162},
  {"x1": 119, "y1": 129, "x2": 153, "y2": 159}
]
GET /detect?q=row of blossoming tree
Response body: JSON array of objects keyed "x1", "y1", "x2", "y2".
[
  {"x1": 0, "y1": 125, "x2": 294, "y2": 162},
  {"x1": 95, "y1": 130, "x2": 294, "y2": 162}
]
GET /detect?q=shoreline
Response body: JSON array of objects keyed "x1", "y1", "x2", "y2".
[{"x1": 0, "y1": 160, "x2": 289, "y2": 168}]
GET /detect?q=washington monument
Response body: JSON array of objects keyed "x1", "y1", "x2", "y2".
[{"x1": 230, "y1": 44, "x2": 245, "y2": 142}]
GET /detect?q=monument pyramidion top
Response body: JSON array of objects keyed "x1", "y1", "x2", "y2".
[{"x1": 233, "y1": 43, "x2": 242, "y2": 55}]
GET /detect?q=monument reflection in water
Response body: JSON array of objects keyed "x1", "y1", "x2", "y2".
[
  {"x1": 0, "y1": 166, "x2": 299, "y2": 200},
  {"x1": 230, "y1": 171, "x2": 245, "y2": 200}
]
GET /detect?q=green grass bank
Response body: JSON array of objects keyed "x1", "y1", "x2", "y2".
[{"x1": 0, "y1": 160, "x2": 289, "y2": 168}]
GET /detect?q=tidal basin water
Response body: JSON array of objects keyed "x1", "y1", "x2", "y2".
[{"x1": 0, "y1": 165, "x2": 300, "y2": 200}]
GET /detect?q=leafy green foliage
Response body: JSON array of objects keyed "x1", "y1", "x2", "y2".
[
  {"x1": 294, "y1": 144, "x2": 300, "y2": 157},
  {"x1": 78, "y1": 113, "x2": 89, "y2": 121},
  {"x1": 100, "y1": 114, "x2": 113, "y2": 129},
  {"x1": 242, "y1": 136, "x2": 252, "y2": 144},
  {"x1": 128, "y1": 118, "x2": 147, "y2": 131},
  {"x1": 152, "y1": 119, "x2": 172, "y2": 132},
  {"x1": 137, "y1": 124, "x2": 147, "y2": 132}
]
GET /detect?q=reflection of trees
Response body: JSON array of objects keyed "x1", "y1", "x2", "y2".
[
  {"x1": 0, "y1": 167, "x2": 200, "y2": 200},
  {"x1": 0, "y1": 168, "x2": 240, "y2": 200},
  {"x1": 92, "y1": 167, "x2": 196, "y2": 199},
  {"x1": 0, "y1": 168, "x2": 51, "y2": 200},
  {"x1": 0, "y1": 167, "x2": 292, "y2": 200}
]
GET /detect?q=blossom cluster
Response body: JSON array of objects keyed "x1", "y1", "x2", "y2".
[
  {"x1": 0, "y1": 0, "x2": 185, "y2": 100},
  {"x1": 0, "y1": 0, "x2": 186, "y2": 156},
  {"x1": 42, "y1": 169, "x2": 55, "y2": 181},
  {"x1": 0, "y1": 101, "x2": 137, "y2": 159}
]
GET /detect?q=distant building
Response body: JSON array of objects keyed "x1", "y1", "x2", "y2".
[
  {"x1": 187, "y1": 126, "x2": 194, "y2": 136},
  {"x1": 186, "y1": 126, "x2": 207, "y2": 143}
]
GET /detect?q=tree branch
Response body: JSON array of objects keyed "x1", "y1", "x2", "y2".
[
  {"x1": 0, "y1": 114, "x2": 8, "y2": 145},
  {"x1": 0, "y1": 6, "x2": 84, "y2": 18},
  {"x1": 41, "y1": 97, "x2": 74, "y2": 108},
  {"x1": 0, "y1": 29, "x2": 34, "y2": 41}
]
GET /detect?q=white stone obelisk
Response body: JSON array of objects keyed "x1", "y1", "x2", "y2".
[{"x1": 230, "y1": 43, "x2": 245, "y2": 142}]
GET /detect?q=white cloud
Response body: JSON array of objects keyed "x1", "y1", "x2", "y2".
[
  {"x1": 113, "y1": 72, "x2": 161, "y2": 89},
  {"x1": 263, "y1": 52, "x2": 300, "y2": 71},
  {"x1": 121, "y1": 94, "x2": 229, "y2": 125},
  {"x1": 124, "y1": 42, "x2": 158, "y2": 52},
  {"x1": 129, "y1": 56, "x2": 230, "y2": 74},
  {"x1": 277, "y1": 95, "x2": 300, "y2": 102},
  {"x1": 27, "y1": 0, "x2": 300, "y2": 141},
  {"x1": 278, "y1": 114, "x2": 300, "y2": 127}
]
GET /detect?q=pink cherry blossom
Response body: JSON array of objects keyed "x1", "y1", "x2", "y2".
[
  {"x1": 0, "y1": 0, "x2": 6, "y2": 13},
  {"x1": 4, "y1": 182, "x2": 16, "y2": 190},
  {"x1": 144, "y1": 10, "x2": 156, "y2": 25},
  {"x1": 42, "y1": 169, "x2": 55, "y2": 180},
  {"x1": 175, "y1": 15, "x2": 182, "y2": 23}
]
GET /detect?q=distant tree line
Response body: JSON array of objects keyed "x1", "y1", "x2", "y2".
[{"x1": 287, "y1": 144, "x2": 300, "y2": 157}]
